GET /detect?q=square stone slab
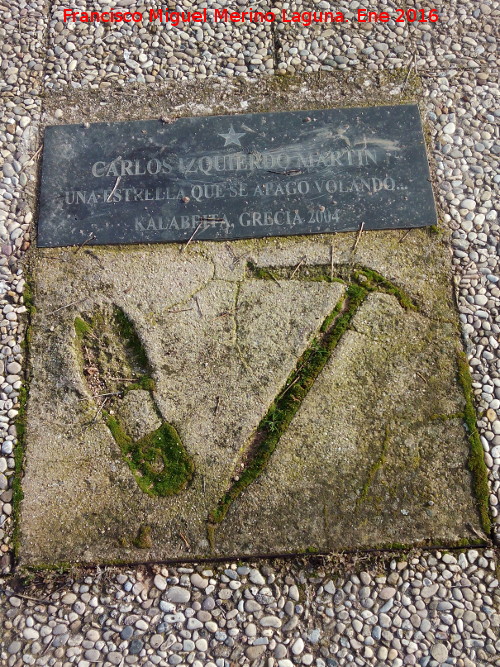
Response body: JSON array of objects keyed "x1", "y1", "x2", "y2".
[{"x1": 20, "y1": 228, "x2": 484, "y2": 566}]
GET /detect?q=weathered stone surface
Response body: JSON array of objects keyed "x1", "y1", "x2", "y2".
[
  {"x1": 115, "y1": 390, "x2": 162, "y2": 441},
  {"x1": 20, "y1": 225, "x2": 482, "y2": 565}
]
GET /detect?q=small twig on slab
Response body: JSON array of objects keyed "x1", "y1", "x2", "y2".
[
  {"x1": 466, "y1": 522, "x2": 490, "y2": 543},
  {"x1": 106, "y1": 377, "x2": 137, "y2": 382},
  {"x1": 214, "y1": 396, "x2": 220, "y2": 415},
  {"x1": 352, "y1": 221, "x2": 365, "y2": 254},
  {"x1": 74, "y1": 232, "x2": 96, "y2": 254},
  {"x1": 399, "y1": 229, "x2": 412, "y2": 243},
  {"x1": 290, "y1": 256, "x2": 306, "y2": 279},
  {"x1": 225, "y1": 243, "x2": 249, "y2": 267},
  {"x1": 402, "y1": 51, "x2": 418, "y2": 92},
  {"x1": 106, "y1": 176, "x2": 121, "y2": 202},
  {"x1": 267, "y1": 270, "x2": 281, "y2": 287},
  {"x1": 194, "y1": 295, "x2": 203, "y2": 317},
  {"x1": 277, "y1": 375, "x2": 301, "y2": 400},
  {"x1": 53, "y1": 298, "x2": 84, "y2": 314},
  {"x1": 225, "y1": 243, "x2": 238, "y2": 264},
  {"x1": 202, "y1": 475, "x2": 206, "y2": 493},
  {"x1": 78, "y1": 392, "x2": 122, "y2": 401},
  {"x1": 179, "y1": 532, "x2": 191, "y2": 549},
  {"x1": 166, "y1": 308, "x2": 193, "y2": 314},
  {"x1": 182, "y1": 221, "x2": 203, "y2": 252},
  {"x1": 330, "y1": 242, "x2": 335, "y2": 281},
  {"x1": 89, "y1": 398, "x2": 108, "y2": 426}
]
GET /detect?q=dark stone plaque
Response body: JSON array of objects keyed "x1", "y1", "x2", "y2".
[{"x1": 38, "y1": 105, "x2": 436, "y2": 248}]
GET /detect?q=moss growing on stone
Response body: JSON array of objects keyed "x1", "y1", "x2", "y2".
[
  {"x1": 247, "y1": 261, "x2": 418, "y2": 312},
  {"x1": 12, "y1": 384, "x2": 28, "y2": 561},
  {"x1": 208, "y1": 283, "x2": 368, "y2": 527},
  {"x1": 106, "y1": 414, "x2": 194, "y2": 496},
  {"x1": 75, "y1": 305, "x2": 194, "y2": 497},
  {"x1": 353, "y1": 267, "x2": 418, "y2": 311},
  {"x1": 12, "y1": 273, "x2": 36, "y2": 561},
  {"x1": 456, "y1": 352, "x2": 492, "y2": 535},
  {"x1": 356, "y1": 427, "x2": 391, "y2": 509},
  {"x1": 134, "y1": 525, "x2": 153, "y2": 549},
  {"x1": 208, "y1": 263, "x2": 421, "y2": 540},
  {"x1": 124, "y1": 377, "x2": 156, "y2": 393},
  {"x1": 74, "y1": 316, "x2": 92, "y2": 339}
]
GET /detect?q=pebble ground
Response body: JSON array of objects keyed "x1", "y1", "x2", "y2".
[{"x1": 0, "y1": 0, "x2": 499, "y2": 664}]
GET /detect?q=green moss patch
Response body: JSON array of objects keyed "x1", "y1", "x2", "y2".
[
  {"x1": 134, "y1": 525, "x2": 153, "y2": 549},
  {"x1": 106, "y1": 415, "x2": 194, "y2": 496},
  {"x1": 248, "y1": 261, "x2": 419, "y2": 312},
  {"x1": 74, "y1": 304, "x2": 194, "y2": 497},
  {"x1": 12, "y1": 273, "x2": 36, "y2": 561},
  {"x1": 356, "y1": 427, "x2": 391, "y2": 509},
  {"x1": 457, "y1": 352, "x2": 492, "y2": 535},
  {"x1": 353, "y1": 267, "x2": 417, "y2": 311}
]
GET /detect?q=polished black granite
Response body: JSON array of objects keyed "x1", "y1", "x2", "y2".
[{"x1": 37, "y1": 105, "x2": 436, "y2": 247}]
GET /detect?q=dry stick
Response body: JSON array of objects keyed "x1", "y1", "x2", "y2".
[
  {"x1": 290, "y1": 255, "x2": 306, "y2": 279},
  {"x1": 179, "y1": 532, "x2": 191, "y2": 549},
  {"x1": 466, "y1": 522, "x2": 490, "y2": 542},
  {"x1": 86, "y1": 397, "x2": 108, "y2": 430},
  {"x1": 225, "y1": 242, "x2": 248, "y2": 267},
  {"x1": 22, "y1": 145, "x2": 42, "y2": 170},
  {"x1": 7, "y1": 592, "x2": 54, "y2": 605},
  {"x1": 267, "y1": 270, "x2": 281, "y2": 287},
  {"x1": 167, "y1": 308, "x2": 193, "y2": 314},
  {"x1": 74, "y1": 232, "x2": 96, "y2": 254},
  {"x1": 78, "y1": 392, "x2": 122, "y2": 401},
  {"x1": 277, "y1": 358, "x2": 310, "y2": 401},
  {"x1": 399, "y1": 228, "x2": 412, "y2": 243},
  {"x1": 277, "y1": 375, "x2": 302, "y2": 401},
  {"x1": 214, "y1": 396, "x2": 220, "y2": 415},
  {"x1": 330, "y1": 241, "x2": 335, "y2": 281},
  {"x1": 402, "y1": 52, "x2": 416, "y2": 92},
  {"x1": 182, "y1": 220, "x2": 204, "y2": 252},
  {"x1": 225, "y1": 242, "x2": 237, "y2": 263},
  {"x1": 194, "y1": 295, "x2": 203, "y2": 317},
  {"x1": 53, "y1": 298, "x2": 85, "y2": 314},
  {"x1": 352, "y1": 221, "x2": 365, "y2": 254},
  {"x1": 106, "y1": 176, "x2": 121, "y2": 202},
  {"x1": 42, "y1": 636, "x2": 55, "y2": 655}
]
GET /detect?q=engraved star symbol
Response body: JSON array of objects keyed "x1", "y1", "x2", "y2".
[{"x1": 218, "y1": 125, "x2": 246, "y2": 147}]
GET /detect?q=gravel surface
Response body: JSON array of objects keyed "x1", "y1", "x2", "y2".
[
  {"x1": 1, "y1": 552, "x2": 499, "y2": 666},
  {"x1": 0, "y1": 0, "x2": 499, "y2": 663}
]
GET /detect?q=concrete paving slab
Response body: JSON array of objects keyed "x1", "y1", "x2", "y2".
[{"x1": 20, "y1": 226, "x2": 483, "y2": 565}]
